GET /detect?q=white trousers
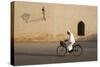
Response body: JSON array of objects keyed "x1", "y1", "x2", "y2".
[{"x1": 65, "y1": 41, "x2": 73, "y2": 51}]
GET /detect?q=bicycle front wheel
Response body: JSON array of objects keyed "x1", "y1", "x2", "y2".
[{"x1": 56, "y1": 45, "x2": 67, "y2": 56}]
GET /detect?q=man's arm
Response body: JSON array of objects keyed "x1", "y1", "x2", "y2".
[{"x1": 64, "y1": 39, "x2": 68, "y2": 42}]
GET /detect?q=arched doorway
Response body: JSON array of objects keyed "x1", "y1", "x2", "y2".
[{"x1": 78, "y1": 21, "x2": 85, "y2": 36}]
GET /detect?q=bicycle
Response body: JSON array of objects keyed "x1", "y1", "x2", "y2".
[{"x1": 56, "y1": 41, "x2": 83, "y2": 56}]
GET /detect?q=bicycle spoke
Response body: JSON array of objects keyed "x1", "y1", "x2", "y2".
[
  {"x1": 57, "y1": 45, "x2": 67, "y2": 56},
  {"x1": 73, "y1": 45, "x2": 83, "y2": 56}
]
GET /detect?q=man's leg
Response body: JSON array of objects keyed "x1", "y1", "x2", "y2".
[{"x1": 67, "y1": 43, "x2": 73, "y2": 53}]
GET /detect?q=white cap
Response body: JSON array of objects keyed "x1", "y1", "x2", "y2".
[{"x1": 67, "y1": 30, "x2": 70, "y2": 33}]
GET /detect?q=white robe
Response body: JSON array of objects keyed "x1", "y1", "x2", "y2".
[{"x1": 66, "y1": 32, "x2": 75, "y2": 51}]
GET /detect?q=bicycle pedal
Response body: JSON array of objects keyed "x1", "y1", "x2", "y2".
[{"x1": 68, "y1": 50, "x2": 73, "y2": 53}]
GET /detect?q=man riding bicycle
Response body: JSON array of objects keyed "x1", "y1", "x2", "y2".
[
  {"x1": 60, "y1": 30, "x2": 75, "y2": 53},
  {"x1": 57, "y1": 30, "x2": 82, "y2": 56}
]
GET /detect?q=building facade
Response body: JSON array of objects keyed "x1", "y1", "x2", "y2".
[{"x1": 12, "y1": 1, "x2": 97, "y2": 42}]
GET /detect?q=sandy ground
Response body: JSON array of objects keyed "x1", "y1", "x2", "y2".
[{"x1": 14, "y1": 41, "x2": 97, "y2": 66}]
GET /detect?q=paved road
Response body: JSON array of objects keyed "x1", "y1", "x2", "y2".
[{"x1": 14, "y1": 41, "x2": 97, "y2": 65}]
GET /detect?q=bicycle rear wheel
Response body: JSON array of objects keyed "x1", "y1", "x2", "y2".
[
  {"x1": 56, "y1": 45, "x2": 67, "y2": 56},
  {"x1": 73, "y1": 44, "x2": 83, "y2": 56}
]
